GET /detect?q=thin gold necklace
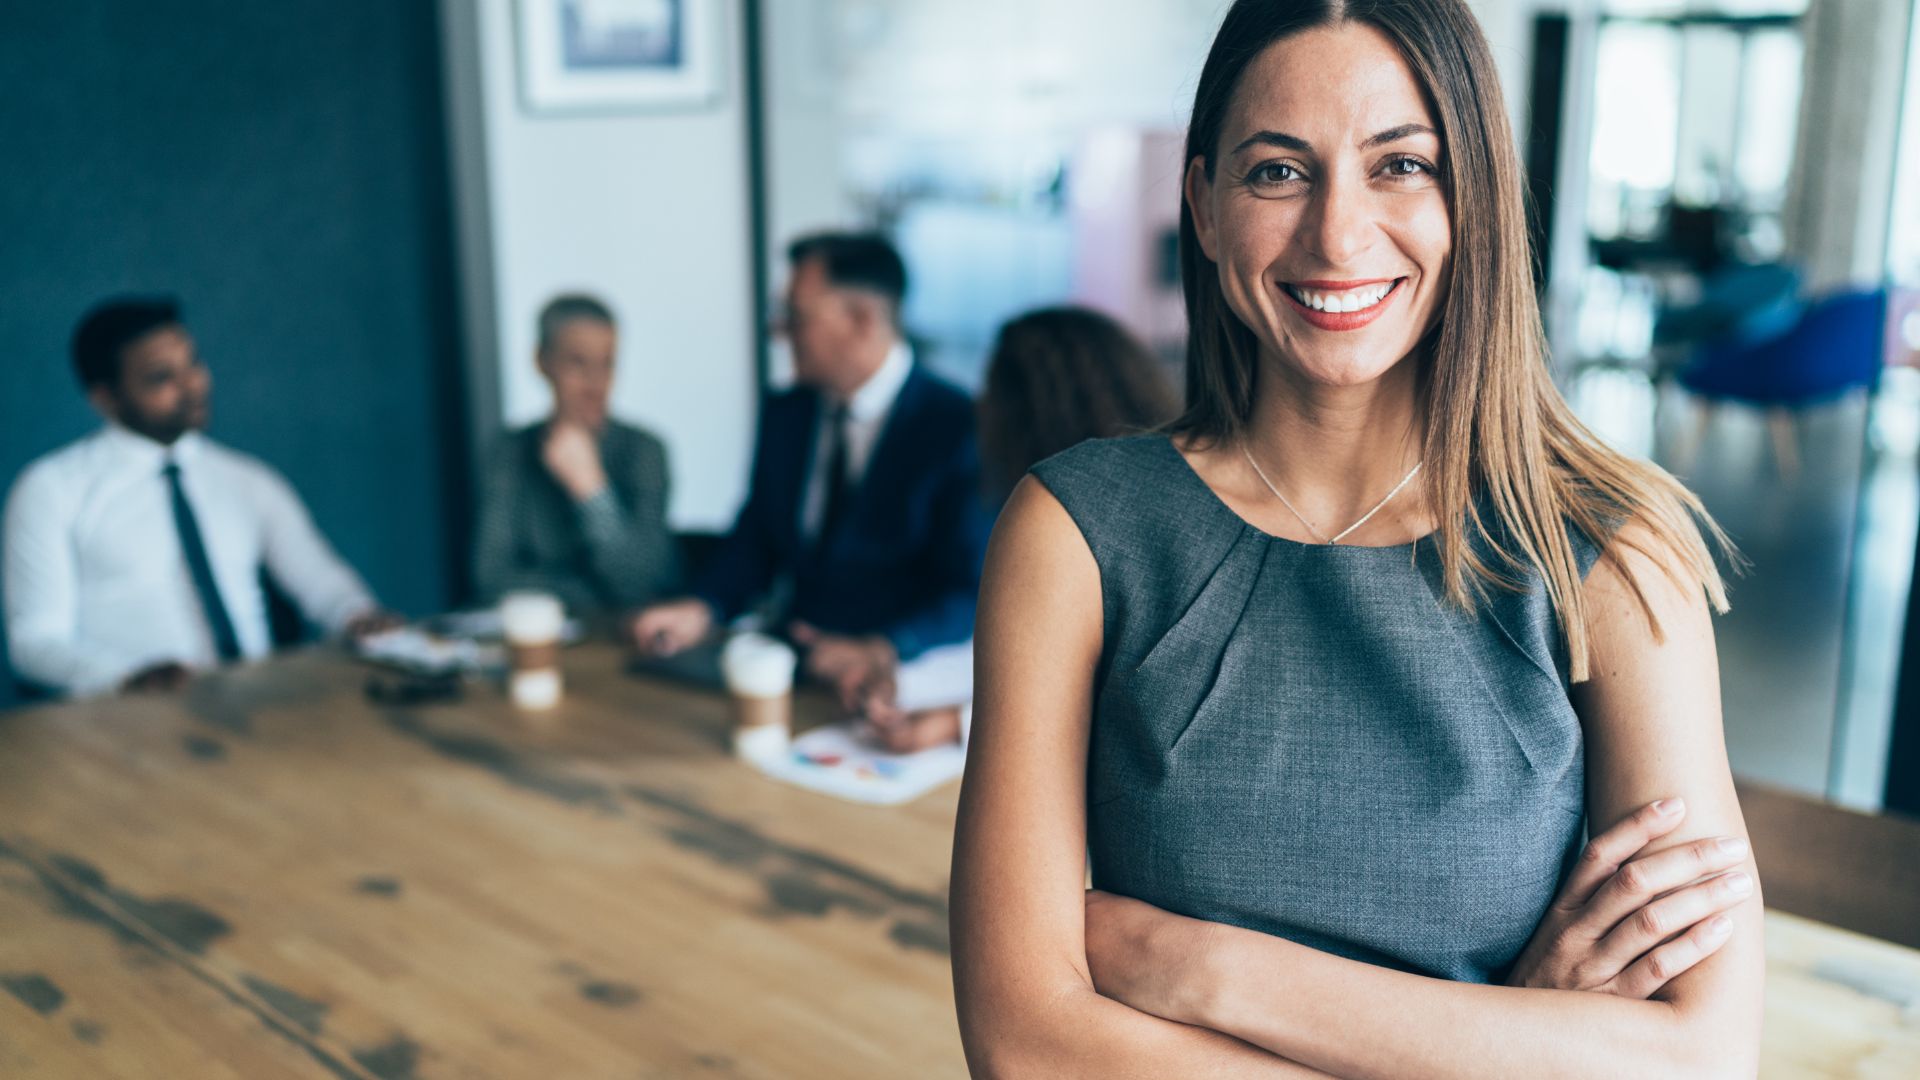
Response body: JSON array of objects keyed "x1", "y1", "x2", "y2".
[{"x1": 1241, "y1": 444, "x2": 1422, "y2": 545}]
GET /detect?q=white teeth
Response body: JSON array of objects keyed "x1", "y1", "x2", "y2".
[{"x1": 1286, "y1": 281, "x2": 1395, "y2": 313}]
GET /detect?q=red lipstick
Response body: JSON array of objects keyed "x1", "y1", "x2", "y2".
[{"x1": 1280, "y1": 278, "x2": 1404, "y2": 332}]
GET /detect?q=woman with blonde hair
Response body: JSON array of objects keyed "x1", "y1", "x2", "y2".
[{"x1": 951, "y1": 1, "x2": 1763, "y2": 1075}]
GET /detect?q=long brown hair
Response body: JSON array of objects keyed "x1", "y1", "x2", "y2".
[
  {"x1": 980, "y1": 306, "x2": 1180, "y2": 502},
  {"x1": 1170, "y1": 0, "x2": 1732, "y2": 680}
]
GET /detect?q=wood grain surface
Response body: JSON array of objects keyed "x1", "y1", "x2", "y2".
[
  {"x1": 0, "y1": 644, "x2": 961, "y2": 1079},
  {"x1": 0, "y1": 643, "x2": 1912, "y2": 1078}
]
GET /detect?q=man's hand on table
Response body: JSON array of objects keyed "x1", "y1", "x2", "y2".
[
  {"x1": 344, "y1": 609, "x2": 406, "y2": 643},
  {"x1": 789, "y1": 621, "x2": 896, "y2": 711},
  {"x1": 857, "y1": 691, "x2": 964, "y2": 753},
  {"x1": 629, "y1": 598, "x2": 716, "y2": 657}
]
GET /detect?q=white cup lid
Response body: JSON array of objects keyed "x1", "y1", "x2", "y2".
[
  {"x1": 720, "y1": 632, "x2": 797, "y2": 697},
  {"x1": 500, "y1": 591, "x2": 565, "y2": 642}
]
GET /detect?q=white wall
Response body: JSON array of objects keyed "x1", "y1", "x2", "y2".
[
  {"x1": 441, "y1": 0, "x2": 757, "y2": 531},
  {"x1": 761, "y1": 0, "x2": 856, "y2": 288},
  {"x1": 822, "y1": 1, "x2": 1538, "y2": 139},
  {"x1": 830, "y1": 0, "x2": 1224, "y2": 136},
  {"x1": 1068, "y1": 128, "x2": 1188, "y2": 350}
]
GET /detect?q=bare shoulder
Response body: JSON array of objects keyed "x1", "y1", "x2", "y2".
[
  {"x1": 961, "y1": 474, "x2": 1107, "y2": 788},
  {"x1": 989, "y1": 474, "x2": 1095, "y2": 571},
  {"x1": 957, "y1": 476, "x2": 1105, "y2": 916},
  {"x1": 1581, "y1": 514, "x2": 1715, "y2": 674},
  {"x1": 978, "y1": 476, "x2": 1102, "y2": 658},
  {"x1": 1572, "y1": 513, "x2": 1727, "y2": 817}
]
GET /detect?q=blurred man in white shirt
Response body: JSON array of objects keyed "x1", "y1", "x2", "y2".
[{"x1": 3, "y1": 296, "x2": 396, "y2": 697}]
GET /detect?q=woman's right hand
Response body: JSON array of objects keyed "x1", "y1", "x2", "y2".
[{"x1": 1505, "y1": 798, "x2": 1755, "y2": 998}]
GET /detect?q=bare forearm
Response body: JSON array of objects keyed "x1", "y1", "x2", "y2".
[
  {"x1": 1199, "y1": 930, "x2": 1742, "y2": 1080},
  {"x1": 962, "y1": 984, "x2": 1335, "y2": 1079}
]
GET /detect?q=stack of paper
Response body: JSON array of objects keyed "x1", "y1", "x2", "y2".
[{"x1": 748, "y1": 723, "x2": 966, "y2": 806}]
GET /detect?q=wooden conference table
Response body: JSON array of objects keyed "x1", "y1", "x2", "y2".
[{"x1": 0, "y1": 643, "x2": 1914, "y2": 1078}]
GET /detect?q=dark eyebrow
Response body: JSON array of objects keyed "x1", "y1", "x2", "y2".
[
  {"x1": 1361, "y1": 123, "x2": 1438, "y2": 149},
  {"x1": 1229, "y1": 130, "x2": 1311, "y2": 156},
  {"x1": 1228, "y1": 123, "x2": 1438, "y2": 157}
]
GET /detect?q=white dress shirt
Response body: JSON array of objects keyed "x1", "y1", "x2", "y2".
[
  {"x1": 4, "y1": 424, "x2": 377, "y2": 696},
  {"x1": 800, "y1": 340, "x2": 913, "y2": 540}
]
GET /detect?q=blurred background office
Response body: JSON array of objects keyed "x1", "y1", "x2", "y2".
[{"x1": 3, "y1": 0, "x2": 1918, "y2": 824}]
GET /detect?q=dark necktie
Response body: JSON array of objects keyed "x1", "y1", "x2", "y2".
[
  {"x1": 163, "y1": 461, "x2": 243, "y2": 661},
  {"x1": 815, "y1": 403, "x2": 852, "y2": 551}
]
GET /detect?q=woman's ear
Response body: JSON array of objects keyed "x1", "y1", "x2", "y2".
[{"x1": 1184, "y1": 156, "x2": 1220, "y2": 263}]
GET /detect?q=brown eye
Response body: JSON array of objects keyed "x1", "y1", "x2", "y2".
[{"x1": 1249, "y1": 162, "x2": 1302, "y2": 186}]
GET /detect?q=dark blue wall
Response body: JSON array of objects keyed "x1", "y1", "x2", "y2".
[{"x1": 0, "y1": 1, "x2": 469, "y2": 696}]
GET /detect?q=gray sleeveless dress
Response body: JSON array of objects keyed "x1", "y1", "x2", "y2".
[{"x1": 1030, "y1": 434, "x2": 1605, "y2": 983}]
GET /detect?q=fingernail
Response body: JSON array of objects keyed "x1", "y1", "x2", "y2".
[
  {"x1": 1653, "y1": 798, "x2": 1684, "y2": 816},
  {"x1": 1708, "y1": 915, "x2": 1733, "y2": 935},
  {"x1": 1716, "y1": 837, "x2": 1749, "y2": 857},
  {"x1": 1724, "y1": 872, "x2": 1753, "y2": 895}
]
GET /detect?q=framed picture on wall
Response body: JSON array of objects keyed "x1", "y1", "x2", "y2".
[{"x1": 517, "y1": 0, "x2": 722, "y2": 112}]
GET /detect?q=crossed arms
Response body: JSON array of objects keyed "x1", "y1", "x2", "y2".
[{"x1": 950, "y1": 478, "x2": 1763, "y2": 1079}]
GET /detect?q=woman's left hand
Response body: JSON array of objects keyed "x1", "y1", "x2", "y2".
[
  {"x1": 1083, "y1": 889, "x2": 1221, "y2": 1025},
  {"x1": 1505, "y1": 798, "x2": 1752, "y2": 997}
]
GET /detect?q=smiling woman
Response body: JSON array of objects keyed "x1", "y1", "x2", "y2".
[{"x1": 950, "y1": 1, "x2": 1765, "y2": 1078}]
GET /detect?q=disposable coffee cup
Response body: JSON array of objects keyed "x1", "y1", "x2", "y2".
[
  {"x1": 500, "y1": 591, "x2": 565, "y2": 710},
  {"x1": 720, "y1": 632, "x2": 796, "y2": 760}
]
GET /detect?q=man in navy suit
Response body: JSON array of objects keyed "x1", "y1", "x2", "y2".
[{"x1": 630, "y1": 232, "x2": 988, "y2": 728}]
